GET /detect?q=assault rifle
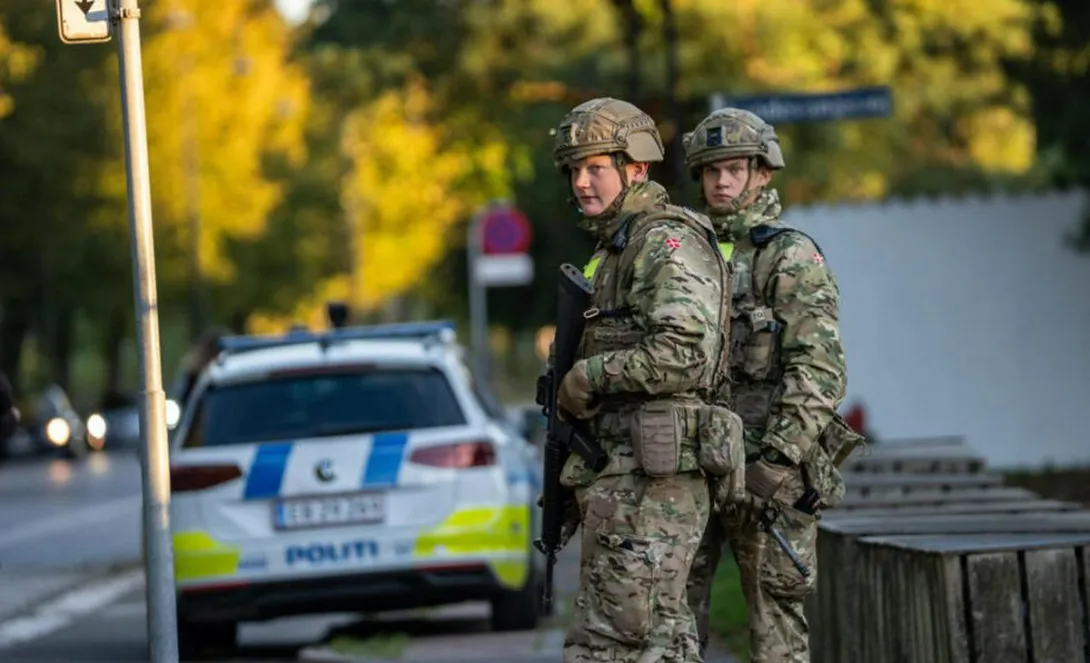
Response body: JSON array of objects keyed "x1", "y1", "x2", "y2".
[{"x1": 533, "y1": 264, "x2": 609, "y2": 613}]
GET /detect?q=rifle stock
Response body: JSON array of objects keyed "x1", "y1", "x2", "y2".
[{"x1": 533, "y1": 264, "x2": 608, "y2": 613}]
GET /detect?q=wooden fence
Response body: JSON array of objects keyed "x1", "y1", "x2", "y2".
[{"x1": 806, "y1": 437, "x2": 1090, "y2": 663}]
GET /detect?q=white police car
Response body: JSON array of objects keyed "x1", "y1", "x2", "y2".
[{"x1": 167, "y1": 320, "x2": 545, "y2": 656}]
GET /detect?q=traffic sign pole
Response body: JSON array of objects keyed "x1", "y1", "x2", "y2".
[
  {"x1": 110, "y1": 1, "x2": 179, "y2": 661},
  {"x1": 467, "y1": 207, "x2": 490, "y2": 383},
  {"x1": 466, "y1": 202, "x2": 535, "y2": 385}
]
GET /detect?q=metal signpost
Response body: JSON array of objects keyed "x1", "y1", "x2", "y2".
[
  {"x1": 466, "y1": 203, "x2": 534, "y2": 381},
  {"x1": 56, "y1": 1, "x2": 178, "y2": 661},
  {"x1": 709, "y1": 86, "x2": 894, "y2": 123}
]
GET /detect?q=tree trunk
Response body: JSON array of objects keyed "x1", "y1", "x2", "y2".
[
  {"x1": 0, "y1": 298, "x2": 31, "y2": 397},
  {"x1": 101, "y1": 308, "x2": 128, "y2": 407},
  {"x1": 659, "y1": 0, "x2": 685, "y2": 200},
  {"x1": 48, "y1": 307, "x2": 74, "y2": 394},
  {"x1": 611, "y1": 0, "x2": 643, "y2": 102}
]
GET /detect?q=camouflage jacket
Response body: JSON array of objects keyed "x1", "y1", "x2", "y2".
[
  {"x1": 709, "y1": 189, "x2": 847, "y2": 465},
  {"x1": 561, "y1": 181, "x2": 732, "y2": 483}
]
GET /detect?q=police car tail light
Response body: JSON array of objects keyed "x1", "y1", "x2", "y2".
[
  {"x1": 170, "y1": 464, "x2": 243, "y2": 492},
  {"x1": 409, "y1": 441, "x2": 495, "y2": 468}
]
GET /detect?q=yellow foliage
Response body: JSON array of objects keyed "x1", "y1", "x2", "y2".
[
  {"x1": 0, "y1": 23, "x2": 38, "y2": 118},
  {"x1": 668, "y1": 0, "x2": 1044, "y2": 200},
  {"x1": 98, "y1": 0, "x2": 310, "y2": 284},
  {"x1": 247, "y1": 77, "x2": 516, "y2": 333}
]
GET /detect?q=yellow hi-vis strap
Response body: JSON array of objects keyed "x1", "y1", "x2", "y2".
[
  {"x1": 583, "y1": 242, "x2": 734, "y2": 280},
  {"x1": 583, "y1": 256, "x2": 602, "y2": 280}
]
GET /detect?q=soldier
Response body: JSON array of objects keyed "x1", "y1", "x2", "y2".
[
  {"x1": 548, "y1": 97, "x2": 739, "y2": 663},
  {"x1": 681, "y1": 108, "x2": 862, "y2": 662}
]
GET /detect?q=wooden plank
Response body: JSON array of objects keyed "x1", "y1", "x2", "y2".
[
  {"x1": 846, "y1": 537, "x2": 959, "y2": 662},
  {"x1": 843, "y1": 454, "x2": 985, "y2": 475},
  {"x1": 821, "y1": 511, "x2": 1090, "y2": 537},
  {"x1": 819, "y1": 533, "x2": 1090, "y2": 663},
  {"x1": 809, "y1": 528, "x2": 855, "y2": 663},
  {"x1": 966, "y1": 552, "x2": 1027, "y2": 661},
  {"x1": 860, "y1": 532, "x2": 1090, "y2": 555},
  {"x1": 940, "y1": 553, "x2": 970, "y2": 663},
  {"x1": 842, "y1": 437, "x2": 985, "y2": 474},
  {"x1": 838, "y1": 486, "x2": 1039, "y2": 509},
  {"x1": 852, "y1": 435, "x2": 968, "y2": 452},
  {"x1": 1024, "y1": 548, "x2": 1085, "y2": 662},
  {"x1": 822, "y1": 499, "x2": 1081, "y2": 521},
  {"x1": 843, "y1": 472, "x2": 1002, "y2": 491},
  {"x1": 1082, "y1": 546, "x2": 1090, "y2": 663}
]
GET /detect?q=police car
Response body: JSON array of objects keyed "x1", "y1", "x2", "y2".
[{"x1": 168, "y1": 319, "x2": 546, "y2": 656}]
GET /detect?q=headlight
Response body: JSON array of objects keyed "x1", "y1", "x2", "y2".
[
  {"x1": 87, "y1": 413, "x2": 107, "y2": 439},
  {"x1": 165, "y1": 399, "x2": 181, "y2": 429},
  {"x1": 45, "y1": 417, "x2": 71, "y2": 446}
]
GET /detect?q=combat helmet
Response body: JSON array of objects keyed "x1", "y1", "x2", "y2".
[
  {"x1": 552, "y1": 97, "x2": 665, "y2": 169},
  {"x1": 682, "y1": 108, "x2": 784, "y2": 178}
]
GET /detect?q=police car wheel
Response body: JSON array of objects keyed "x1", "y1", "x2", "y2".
[
  {"x1": 489, "y1": 563, "x2": 541, "y2": 632},
  {"x1": 177, "y1": 614, "x2": 237, "y2": 660}
]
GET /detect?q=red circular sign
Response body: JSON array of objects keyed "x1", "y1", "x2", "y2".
[{"x1": 482, "y1": 206, "x2": 532, "y2": 255}]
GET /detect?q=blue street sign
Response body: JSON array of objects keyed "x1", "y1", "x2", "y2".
[{"x1": 710, "y1": 86, "x2": 893, "y2": 124}]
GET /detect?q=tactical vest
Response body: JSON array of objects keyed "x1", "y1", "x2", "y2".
[
  {"x1": 730, "y1": 224, "x2": 823, "y2": 450},
  {"x1": 576, "y1": 206, "x2": 735, "y2": 476}
]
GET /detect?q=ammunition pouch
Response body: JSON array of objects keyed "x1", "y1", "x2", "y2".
[
  {"x1": 695, "y1": 404, "x2": 745, "y2": 477},
  {"x1": 629, "y1": 400, "x2": 702, "y2": 477},
  {"x1": 730, "y1": 305, "x2": 782, "y2": 381}
]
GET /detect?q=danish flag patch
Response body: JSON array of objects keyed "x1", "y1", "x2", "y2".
[
  {"x1": 813, "y1": 253, "x2": 824, "y2": 263},
  {"x1": 664, "y1": 237, "x2": 681, "y2": 250}
]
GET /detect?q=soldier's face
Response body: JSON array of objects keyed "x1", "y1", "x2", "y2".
[
  {"x1": 702, "y1": 158, "x2": 771, "y2": 207},
  {"x1": 569, "y1": 155, "x2": 648, "y2": 216}
]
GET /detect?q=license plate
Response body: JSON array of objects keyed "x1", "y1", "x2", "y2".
[{"x1": 275, "y1": 493, "x2": 386, "y2": 530}]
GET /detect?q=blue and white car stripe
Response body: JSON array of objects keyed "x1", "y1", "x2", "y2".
[
  {"x1": 360, "y1": 432, "x2": 409, "y2": 488},
  {"x1": 241, "y1": 432, "x2": 411, "y2": 500},
  {"x1": 243, "y1": 442, "x2": 293, "y2": 500}
]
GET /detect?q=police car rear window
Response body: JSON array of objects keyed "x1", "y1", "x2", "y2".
[{"x1": 183, "y1": 368, "x2": 465, "y2": 448}]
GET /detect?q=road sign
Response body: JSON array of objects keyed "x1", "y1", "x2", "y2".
[
  {"x1": 481, "y1": 206, "x2": 532, "y2": 255},
  {"x1": 474, "y1": 253, "x2": 534, "y2": 287},
  {"x1": 56, "y1": 0, "x2": 112, "y2": 44},
  {"x1": 709, "y1": 86, "x2": 893, "y2": 124}
]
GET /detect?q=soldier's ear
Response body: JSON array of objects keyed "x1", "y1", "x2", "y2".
[
  {"x1": 753, "y1": 166, "x2": 773, "y2": 188},
  {"x1": 627, "y1": 162, "x2": 650, "y2": 183}
]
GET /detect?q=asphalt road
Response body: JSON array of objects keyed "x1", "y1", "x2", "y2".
[
  {"x1": 0, "y1": 451, "x2": 735, "y2": 662},
  {"x1": 0, "y1": 451, "x2": 143, "y2": 569},
  {"x1": 0, "y1": 451, "x2": 576, "y2": 662}
]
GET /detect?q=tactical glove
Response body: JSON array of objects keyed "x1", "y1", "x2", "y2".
[
  {"x1": 557, "y1": 360, "x2": 600, "y2": 420},
  {"x1": 736, "y1": 457, "x2": 791, "y2": 525},
  {"x1": 536, "y1": 491, "x2": 582, "y2": 549}
]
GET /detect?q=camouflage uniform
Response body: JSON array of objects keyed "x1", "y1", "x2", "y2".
[
  {"x1": 548, "y1": 98, "x2": 744, "y2": 663},
  {"x1": 680, "y1": 109, "x2": 865, "y2": 662}
]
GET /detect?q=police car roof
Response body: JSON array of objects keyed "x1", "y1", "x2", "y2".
[{"x1": 206, "y1": 322, "x2": 458, "y2": 384}]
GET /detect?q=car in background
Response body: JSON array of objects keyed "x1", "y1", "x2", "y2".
[
  {"x1": 85, "y1": 396, "x2": 182, "y2": 452},
  {"x1": 23, "y1": 384, "x2": 91, "y2": 459},
  {"x1": 167, "y1": 320, "x2": 546, "y2": 658}
]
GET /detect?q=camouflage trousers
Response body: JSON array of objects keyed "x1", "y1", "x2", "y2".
[
  {"x1": 564, "y1": 471, "x2": 709, "y2": 663},
  {"x1": 686, "y1": 465, "x2": 819, "y2": 663}
]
